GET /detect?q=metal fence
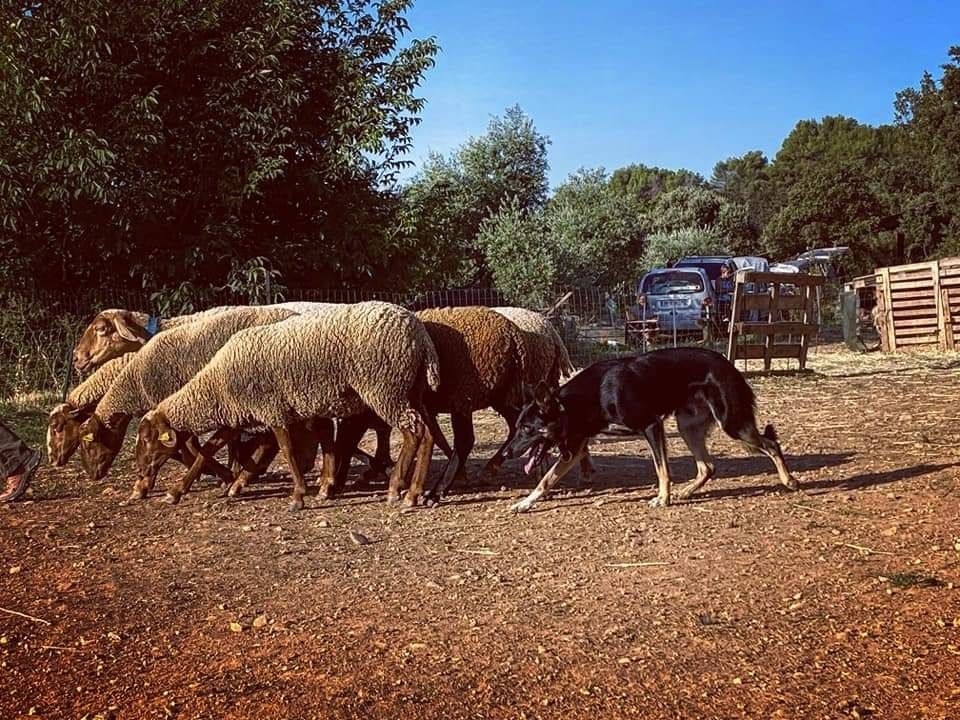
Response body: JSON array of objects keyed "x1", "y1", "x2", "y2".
[{"x1": 0, "y1": 283, "x2": 837, "y2": 401}]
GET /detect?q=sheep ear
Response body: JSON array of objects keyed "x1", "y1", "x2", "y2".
[{"x1": 114, "y1": 312, "x2": 145, "y2": 343}]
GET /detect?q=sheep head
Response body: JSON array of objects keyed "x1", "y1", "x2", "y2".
[
  {"x1": 74, "y1": 310, "x2": 149, "y2": 373},
  {"x1": 47, "y1": 402, "x2": 89, "y2": 466},
  {"x1": 135, "y1": 410, "x2": 183, "y2": 487},
  {"x1": 77, "y1": 413, "x2": 129, "y2": 481}
]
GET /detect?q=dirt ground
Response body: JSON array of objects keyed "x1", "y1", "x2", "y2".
[{"x1": 2, "y1": 344, "x2": 960, "y2": 720}]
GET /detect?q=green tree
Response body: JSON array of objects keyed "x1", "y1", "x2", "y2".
[
  {"x1": 639, "y1": 228, "x2": 729, "y2": 271},
  {"x1": 710, "y1": 150, "x2": 777, "y2": 235},
  {"x1": 609, "y1": 163, "x2": 705, "y2": 207},
  {"x1": 648, "y1": 185, "x2": 756, "y2": 254},
  {"x1": 475, "y1": 198, "x2": 556, "y2": 306},
  {"x1": 400, "y1": 105, "x2": 550, "y2": 286},
  {"x1": 892, "y1": 47, "x2": 960, "y2": 258},
  {"x1": 0, "y1": 0, "x2": 437, "y2": 291},
  {"x1": 544, "y1": 168, "x2": 649, "y2": 289}
]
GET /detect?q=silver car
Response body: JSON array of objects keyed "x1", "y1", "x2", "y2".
[{"x1": 636, "y1": 267, "x2": 716, "y2": 332}]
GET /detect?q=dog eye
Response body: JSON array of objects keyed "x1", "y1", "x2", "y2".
[{"x1": 537, "y1": 427, "x2": 550, "y2": 436}]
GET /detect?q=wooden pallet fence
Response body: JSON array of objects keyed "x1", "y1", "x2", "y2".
[
  {"x1": 845, "y1": 257, "x2": 960, "y2": 352},
  {"x1": 726, "y1": 271, "x2": 824, "y2": 371}
]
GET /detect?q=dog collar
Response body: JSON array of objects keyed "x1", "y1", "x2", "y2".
[{"x1": 145, "y1": 315, "x2": 161, "y2": 338}]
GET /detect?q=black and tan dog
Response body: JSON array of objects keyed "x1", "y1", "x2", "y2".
[{"x1": 505, "y1": 347, "x2": 797, "y2": 512}]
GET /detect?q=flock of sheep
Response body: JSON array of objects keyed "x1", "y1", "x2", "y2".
[{"x1": 48, "y1": 301, "x2": 587, "y2": 510}]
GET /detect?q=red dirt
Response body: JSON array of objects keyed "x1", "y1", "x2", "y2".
[{"x1": 2, "y1": 346, "x2": 960, "y2": 719}]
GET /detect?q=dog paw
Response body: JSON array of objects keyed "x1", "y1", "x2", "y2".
[
  {"x1": 287, "y1": 497, "x2": 305, "y2": 512},
  {"x1": 510, "y1": 499, "x2": 533, "y2": 514},
  {"x1": 161, "y1": 493, "x2": 180, "y2": 506},
  {"x1": 647, "y1": 495, "x2": 670, "y2": 508}
]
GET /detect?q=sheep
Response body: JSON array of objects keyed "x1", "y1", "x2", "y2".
[
  {"x1": 408, "y1": 306, "x2": 530, "y2": 498},
  {"x1": 47, "y1": 353, "x2": 136, "y2": 467},
  {"x1": 72, "y1": 306, "x2": 236, "y2": 373},
  {"x1": 73, "y1": 301, "x2": 394, "y2": 479},
  {"x1": 491, "y1": 306, "x2": 594, "y2": 480},
  {"x1": 74, "y1": 301, "x2": 340, "y2": 372},
  {"x1": 134, "y1": 301, "x2": 452, "y2": 511},
  {"x1": 77, "y1": 306, "x2": 300, "y2": 499}
]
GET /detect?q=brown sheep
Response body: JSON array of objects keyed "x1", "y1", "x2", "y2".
[{"x1": 411, "y1": 306, "x2": 529, "y2": 499}]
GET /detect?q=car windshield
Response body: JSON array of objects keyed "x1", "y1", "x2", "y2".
[
  {"x1": 642, "y1": 271, "x2": 704, "y2": 295},
  {"x1": 676, "y1": 260, "x2": 726, "y2": 281}
]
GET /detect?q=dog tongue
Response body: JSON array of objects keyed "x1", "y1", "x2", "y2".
[{"x1": 524, "y1": 452, "x2": 538, "y2": 475}]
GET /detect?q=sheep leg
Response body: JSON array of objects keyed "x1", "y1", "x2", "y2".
[
  {"x1": 228, "y1": 435, "x2": 279, "y2": 497},
  {"x1": 163, "y1": 428, "x2": 236, "y2": 505},
  {"x1": 182, "y1": 435, "x2": 234, "y2": 487},
  {"x1": 333, "y1": 415, "x2": 369, "y2": 490},
  {"x1": 310, "y1": 419, "x2": 337, "y2": 500},
  {"x1": 364, "y1": 419, "x2": 393, "y2": 483},
  {"x1": 273, "y1": 424, "x2": 308, "y2": 512},
  {"x1": 403, "y1": 423, "x2": 431, "y2": 508},
  {"x1": 481, "y1": 404, "x2": 519, "y2": 478},
  {"x1": 430, "y1": 413, "x2": 473, "y2": 498},
  {"x1": 387, "y1": 427, "x2": 420, "y2": 504}
]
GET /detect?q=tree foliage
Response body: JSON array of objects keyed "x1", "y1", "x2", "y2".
[
  {"x1": 400, "y1": 105, "x2": 550, "y2": 286},
  {"x1": 0, "y1": 0, "x2": 437, "y2": 291}
]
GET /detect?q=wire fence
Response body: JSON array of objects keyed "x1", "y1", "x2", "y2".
[{"x1": 0, "y1": 282, "x2": 842, "y2": 401}]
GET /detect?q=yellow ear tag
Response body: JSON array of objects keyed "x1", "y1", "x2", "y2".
[
  {"x1": 159, "y1": 431, "x2": 171, "y2": 442},
  {"x1": 82, "y1": 433, "x2": 93, "y2": 442}
]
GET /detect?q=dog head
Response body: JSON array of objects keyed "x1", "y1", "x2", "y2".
[{"x1": 506, "y1": 381, "x2": 568, "y2": 474}]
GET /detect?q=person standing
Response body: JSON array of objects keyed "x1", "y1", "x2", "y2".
[{"x1": 0, "y1": 420, "x2": 40, "y2": 502}]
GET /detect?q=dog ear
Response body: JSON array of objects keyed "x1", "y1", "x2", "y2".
[
  {"x1": 521, "y1": 383, "x2": 535, "y2": 403},
  {"x1": 533, "y1": 381, "x2": 554, "y2": 406},
  {"x1": 533, "y1": 381, "x2": 562, "y2": 416}
]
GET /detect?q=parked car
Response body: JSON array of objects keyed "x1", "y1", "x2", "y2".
[
  {"x1": 673, "y1": 255, "x2": 733, "y2": 283},
  {"x1": 635, "y1": 267, "x2": 717, "y2": 334}
]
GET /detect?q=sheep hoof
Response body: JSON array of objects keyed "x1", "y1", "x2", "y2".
[
  {"x1": 161, "y1": 493, "x2": 180, "y2": 506},
  {"x1": 402, "y1": 493, "x2": 420, "y2": 508},
  {"x1": 386, "y1": 492, "x2": 401, "y2": 505},
  {"x1": 227, "y1": 483, "x2": 242, "y2": 498},
  {"x1": 128, "y1": 489, "x2": 146, "y2": 502},
  {"x1": 288, "y1": 497, "x2": 305, "y2": 512}
]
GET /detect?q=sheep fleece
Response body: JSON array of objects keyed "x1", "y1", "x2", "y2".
[
  {"x1": 94, "y1": 306, "x2": 298, "y2": 427},
  {"x1": 415, "y1": 306, "x2": 528, "y2": 414},
  {"x1": 66, "y1": 353, "x2": 137, "y2": 410},
  {"x1": 491, "y1": 306, "x2": 574, "y2": 385},
  {"x1": 156, "y1": 302, "x2": 441, "y2": 434}
]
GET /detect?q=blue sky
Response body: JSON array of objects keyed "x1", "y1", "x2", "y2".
[{"x1": 402, "y1": 0, "x2": 959, "y2": 187}]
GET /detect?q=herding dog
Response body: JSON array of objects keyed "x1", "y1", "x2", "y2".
[{"x1": 504, "y1": 347, "x2": 797, "y2": 513}]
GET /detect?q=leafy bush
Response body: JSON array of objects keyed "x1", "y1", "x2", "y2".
[{"x1": 640, "y1": 228, "x2": 730, "y2": 271}]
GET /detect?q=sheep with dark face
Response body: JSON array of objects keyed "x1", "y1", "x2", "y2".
[
  {"x1": 72, "y1": 307, "x2": 235, "y2": 373},
  {"x1": 47, "y1": 354, "x2": 135, "y2": 467},
  {"x1": 135, "y1": 302, "x2": 450, "y2": 511}
]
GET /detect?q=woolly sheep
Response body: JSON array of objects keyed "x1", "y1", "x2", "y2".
[
  {"x1": 135, "y1": 301, "x2": 451, "y2": 511},
  {"x1": 74, "y1": 301, "x2": 336, "y2": 372},
  {"x1": 47, "y1": 353, "x2": 136, "y2": 467},
  {"x1": 73, "y1": 306, "x2": 237, "y2": 373},
  {"x1": 407, "y1": 306, "x2": 529, "y2": 499},
  {"x1": 491, "y1": 306, "x2": 594, "y2": 480},
  {"x1": 73, "y1": 300, "x2": 394, "y2": 479},
  {"x1": 77, "y1": 306, "x2": 299, "y2": 498}
]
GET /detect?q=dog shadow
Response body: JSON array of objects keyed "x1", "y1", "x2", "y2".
[{"x1": 428, "y1": 451, "x2": 957, "y2": 509}]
